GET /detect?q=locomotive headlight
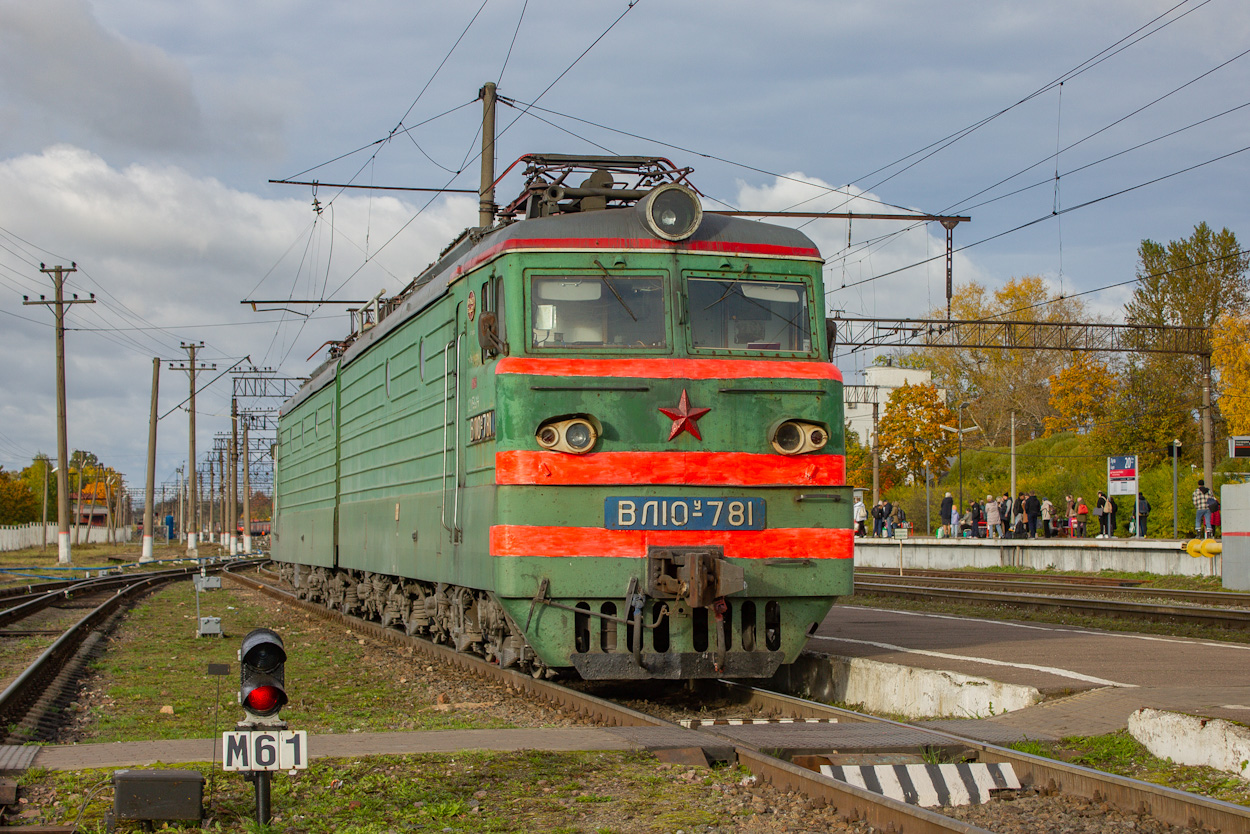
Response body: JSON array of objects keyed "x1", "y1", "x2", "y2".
[
  {"x1": 770, "y1": 420, "x2": 829, "y2": 455},
  {"x1": 638, "y1": 183, "x2": 702, "y2": 241},
  {"x1": 536, "y1": 416, "x2": 600, "y2": 454}
]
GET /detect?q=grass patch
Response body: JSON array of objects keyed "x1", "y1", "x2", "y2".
[
  {"x1": 23, "y1": 752, "x2": 755, "y2": 832},
  {"x1": 78, "y1": 579, "x2": 517, "y2": 742},
  {"x1": 1009, "y1": 730, "x2": 1250, "y2": 807}
]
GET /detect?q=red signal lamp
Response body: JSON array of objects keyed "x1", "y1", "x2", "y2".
[{"x1": 239, "y1": 628, "x2": 287, "y2": 722}]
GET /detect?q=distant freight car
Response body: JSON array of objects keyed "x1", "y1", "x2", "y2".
[{"x1": 272, "y1": 151, "x2": 852, "y2": 679}]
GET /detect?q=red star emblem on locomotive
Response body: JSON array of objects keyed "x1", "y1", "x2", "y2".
[{"x1": 659, "y1": 389, "x2": 711, "y2": 441}]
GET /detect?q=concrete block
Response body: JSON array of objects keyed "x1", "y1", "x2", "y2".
[{"x1": 1128, "y1": 708, "x2": 1250, "y2": 780}]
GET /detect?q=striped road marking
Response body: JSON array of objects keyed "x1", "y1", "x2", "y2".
[
  {"x1": 678, "y1": 717, "x2": 837, "y2": 728},
  {"x1": 819, "y1": 763, "x2": 1020, "y2": 807}
]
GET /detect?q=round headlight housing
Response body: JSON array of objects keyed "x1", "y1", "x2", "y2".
[
  {"x1": 770, "y1": 420, "x2": 829, "y2": 455},
  {"x1": 638, "y1": 183, "x2": 702, "y2": 241},
  {"x1": 536, "y1": 416, "x2": 600, "y2": 455}
]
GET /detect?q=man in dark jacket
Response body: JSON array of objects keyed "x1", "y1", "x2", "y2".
[
  {"x1": 1025, "y1": 492, "x2": 1041, "y2": 538},
  {"x1": 939, "y1": 492, "x2": 953, "y2": 536},
  {"x1": 1136, "y1": 492, "x2": 1151, "y2": 538}
]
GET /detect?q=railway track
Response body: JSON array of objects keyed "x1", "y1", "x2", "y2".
[
  {"x1": 854, "y1": 573, "x2": 1250, "y2": 631},
  {"x1": 231, "y1": 563, "x2": 1250, "y2": 833},
  {"x1": 0, "y1": 559, "x2": 259, "y2": 743},
  {"x1": 857, "y1": 567, "x2": 1247, "y2": 608}
]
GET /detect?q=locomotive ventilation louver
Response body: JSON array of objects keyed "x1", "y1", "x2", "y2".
[
  {"x1": 771, "y1": 420, "x2": 828, "y2": 455},
  {"x1": 638, "y1": 183, "x2": 702, "y2": 241},
  {"x1": 537, "y1": 416, "x2": 599, "y2": 454}
]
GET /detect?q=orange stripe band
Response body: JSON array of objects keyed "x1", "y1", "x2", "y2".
[
  {"x1": 496, "y1": 357, "x2": 842, "y2": 382},
  {"x1": 490, "y1": 525, "x2": 854, "y2": 560},
  {"x1": 496, "y1": 451, "x2": 845, "y2": 486}
]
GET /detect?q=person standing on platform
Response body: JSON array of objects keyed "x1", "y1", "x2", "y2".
[
  {"x1": 1065, "y1": 494, "x2": 1077, "y2": 537},
  {"x1": 1105, "y1": 493, "x2": 1117, "y2": 537},
  {"x1": 950, "y1": 502, "x2": 960, "y2": 537},
  {"x1": 872, "y1": 501, "x2": 884, "y2": 538},
  {"x1": 940, "y1": 492, "x2": 954, "y2": 537},
  {"x1": 985, "y1": 494, "x2": 1003, "y2": 538},
  {"x1": 1095, "y1": 491, "x2": 1109, "y2": 537},
  {"x1": 1136, "y1": 492, "x2": 1150, "y2": 537},
  {"x1": 1025, "y1": 492, "x2": 1041, "y2": 538},
  {"x1": 853, "y1": 496, "x2": 867, "y2": 537},
  {"x1": 883, "y1": 499, "x2": 895, "y2": 538},
  {"x1": 1076, "y1": 498, "x2": 1089, "y2": 537},
  {"x1": 1193, "y1": 480, "x2": 1214, "y2": 537},
  {"x1": 1041, "y1": 497, "x2": 1054, "y2": 538}
]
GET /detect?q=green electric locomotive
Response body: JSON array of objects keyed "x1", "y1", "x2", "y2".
[{"x1": 273, "y1": 154, "x2": 853, "y2": 679}]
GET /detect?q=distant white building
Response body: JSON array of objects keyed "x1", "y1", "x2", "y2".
[{"x1": 844, "y1": 364, "x2": 945, "y2": 449}]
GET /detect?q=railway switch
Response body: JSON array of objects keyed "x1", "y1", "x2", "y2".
[{"x1": 239, "y1": 627, "x2": 287, "y2": 723}]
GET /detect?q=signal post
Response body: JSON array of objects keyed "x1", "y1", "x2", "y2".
[{"x1": 223, "y1": 628, "x2": 305, "y2": 825}]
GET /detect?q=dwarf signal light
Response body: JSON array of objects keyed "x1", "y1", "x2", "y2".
[{"x1": 239, "y1": 627, "x2": 287, "y2": 722}]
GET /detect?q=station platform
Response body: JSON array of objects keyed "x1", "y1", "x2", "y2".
[{"x1": 805, "y1": 603, "x2": 1250, "y2": 741}]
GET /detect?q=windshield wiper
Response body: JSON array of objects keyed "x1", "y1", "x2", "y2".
[{"x1": 593, "y1": 259, "x2": 637, "y2": 322}]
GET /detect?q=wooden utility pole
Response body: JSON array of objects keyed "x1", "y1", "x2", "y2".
[
  {"x1": 479, "y1": 82, "x2": 497, "y2": 227},
  {"x1": 171, "y1": 343, "x2": 214, "y2": 556},
  {"x1": 142, "y1": 357, "x2": 160, "y2": 562},
  {"x1": 24, "y1": 264, "x2": 93, "y2": 564}
]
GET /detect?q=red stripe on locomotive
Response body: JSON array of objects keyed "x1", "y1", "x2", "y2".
[
  {"x1": 495, "y1": 451, "x2": 845, "y2": 487},
  {"x1": 495, "y1": 356, "x2": 842, "y2": 381},
  {"x1": 490, "y1": 525, "x2": 854, "y2": 560}
]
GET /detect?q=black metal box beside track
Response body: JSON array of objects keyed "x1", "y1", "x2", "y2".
[{"x1": 112, "y1": 769, "x2": 204, "y2": 822}]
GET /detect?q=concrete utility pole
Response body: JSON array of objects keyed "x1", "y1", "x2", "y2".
[
  {"x1": 142, "y1": 357, "x2": 160, "y2": 562},
  {"x1": 1010, "y1": 412, "x2": 1017, "y2": 504},
  {"x1": 242, "y1": 419, "x2": 252, "y2": 554},
  {"x1": 230, "y1": 398, "x2": 239, "y2": 555},
  {"x1": 171, "y1": 343, "x2": 214, "y2": 556},
  {"x1": 41, "y1": 458, "x2": 49, "y2": 552},
  {"x1": 23, "y1": 263, "x2": 93, "y2": 564},
  {"x1": 218, "y1": 448, "x2": 225, "y2": 546}
]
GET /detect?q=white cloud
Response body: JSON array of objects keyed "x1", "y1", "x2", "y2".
[{"x1": 0, "y1": 145, "x2": 476, "y2": 477}]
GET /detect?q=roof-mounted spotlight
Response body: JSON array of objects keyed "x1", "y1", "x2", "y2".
[{"x1": 638, "y1": 183, "x2": 702, "y2": 241}]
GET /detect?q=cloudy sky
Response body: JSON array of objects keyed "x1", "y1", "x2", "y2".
[{"x1": 1, "y1": 0, "x2": 1248, "y2": 489}]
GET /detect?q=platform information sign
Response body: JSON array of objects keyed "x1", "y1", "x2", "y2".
[{"x1": 1107, "y1": 455, "x2": 1138, "y2": 497}]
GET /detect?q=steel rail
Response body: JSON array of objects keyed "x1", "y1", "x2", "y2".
[
  {"x1": 853, "y1": 581, "x2": 1250, "y2": 629},
  {"x1": 857, "y1": 568, "x2": 1144, "y2": 587},
  {"x1": 0, "y1": 559, "x2": 264, "y2": 737},
  {"x1": 856, "y1": 571, "x2": 1250, "y2": 609},
  {"x1": 226, "y1": 567, "x2": 995, "y2": 833},
  {"x1": 715, "y1": 682, "x2": 1250, "y2": 833},
  {"x1": 0, "y1": 565, "x2": 226, "y2": 630}
]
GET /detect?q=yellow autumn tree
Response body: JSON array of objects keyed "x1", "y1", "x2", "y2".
[
  {"x1": 1043, "y1": 353, "x2": 1112, "y2": 436},
  {"x1": 1213, "y1": 311, "x2": 1250, "y2": 435},
  {"x1": 876, "y1": 382, "x2": 959, "y2": 482},
  {"x1": 905, "y1": 276, "x2": 1096, "y2": 446}
]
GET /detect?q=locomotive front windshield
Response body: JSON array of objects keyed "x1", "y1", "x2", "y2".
[
  {"x1": 688, "y1": 277, "x2": 813, "y2": 353},
  {"x1": 531, "y1": 275, "x2": 667, "y2": 349}
]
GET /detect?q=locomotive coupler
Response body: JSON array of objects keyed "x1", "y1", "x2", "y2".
[{"x1": 645, "y1": 546, "x2": 745, "y2": 609}]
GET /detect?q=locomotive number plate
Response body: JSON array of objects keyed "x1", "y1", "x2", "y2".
[{"x1": 605, "y1": 497, "x2": 765, "y2": 531}]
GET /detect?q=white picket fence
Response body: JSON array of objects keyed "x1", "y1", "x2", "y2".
[{"x1": 0, "y1": 522, "x2": 133, "y2": 552}]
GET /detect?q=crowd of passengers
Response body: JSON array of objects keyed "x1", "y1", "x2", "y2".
[{"x1": 851, "y1": 481, "x2": 1223, "y2": 540}]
